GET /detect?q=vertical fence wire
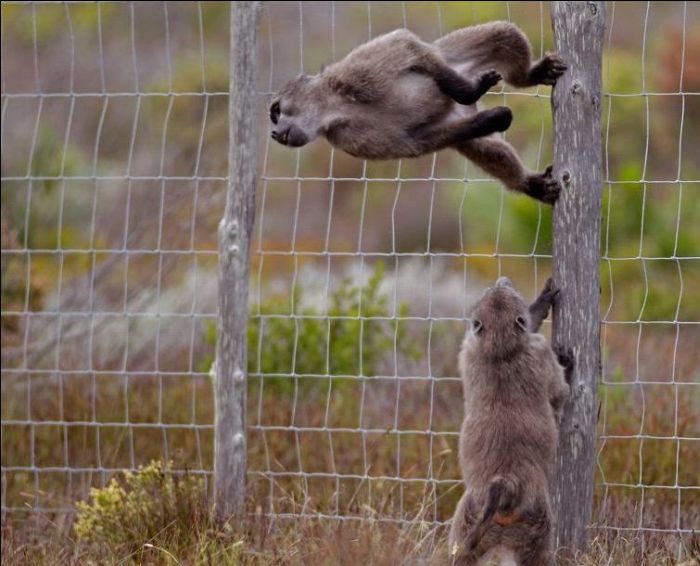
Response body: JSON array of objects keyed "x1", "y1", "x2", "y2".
[
  {"x1": 1, "y1": 1, "x2": 229, "y2": 516},
  {"x1": 251, "y1": 0, "x2": 554, "y2": 527},
  {"x1": 1, "y1": 1, "x2": 697, "y2": 552},
  {"x1": 597, "y1": 0, "x2": 699, "y2": 551}
]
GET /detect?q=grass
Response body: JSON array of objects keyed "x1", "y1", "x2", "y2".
[
  {"x1": 2, "y1": 2, "x2": 699, "y2": 563},
  {"x1": 2, "y1": 267, "x2": 698, "y2": 564},
  {"x1": 2, "y1": 498, "x2": 698, "y2": 565},
  {"x1": 2, "y1": 263, "x2": 698, "y2": 563},
  {"x1": 3, "y1": 360, "x2": 697, "y2": 522}
]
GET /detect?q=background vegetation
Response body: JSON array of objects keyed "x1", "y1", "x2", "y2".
[{"x1": 1, "y1": 1, "x2": 698, "y2": 563}]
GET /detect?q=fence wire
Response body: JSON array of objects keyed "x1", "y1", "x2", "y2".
[
  {"x1": 1, "y1": 0, "x2": 227, "y2": 517},
  {"x1": 1, "y1": 0, "x2": 697, "y2": 552}
]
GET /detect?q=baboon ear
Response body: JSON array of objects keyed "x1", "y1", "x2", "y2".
[
  {"x1": 495, "y1": 276, "x2": 513, "y2": 289},
  {"x1": 472, "y1": 319, "x2": 484, "y2": 335},
  {"x1": 515, "y1": 316, "x2": 528, "y2": 332}
]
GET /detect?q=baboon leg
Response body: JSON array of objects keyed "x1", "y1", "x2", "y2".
[
  {"x1": 413, "y1": 107, "x2": 512, "y2": 154},
  {"x1": 453, "y1": 136, "x2": 561, "y2": 205},
  {"x1": 434, "y1": 22, "x2": 567, "y2": 88},
  {"x1": 448, "y1": 492, "x2": 483, "y2": 566},
  {"x1": 513, "y1": 538, "x2": 553, "y2": 566},
  {"x1": 502, "y1": 503, "x2": 553, "y2": 566},
  {"x1": 448, "y1": 492, "x2": 471, "y2": 564}
]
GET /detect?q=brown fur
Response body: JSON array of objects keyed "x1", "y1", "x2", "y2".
[
  {"x1": 448, "y1": 277, "x2": 570, "y2": 566},
  {"x1": 494, "y1": 511, "x2": 522, "y2": 527},
  {"x1": 269, "y1": 22, "x2": 567, "y2": 204}
]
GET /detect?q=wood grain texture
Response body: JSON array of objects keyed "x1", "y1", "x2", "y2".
[
  {"x1": 215, "y1": 0, "x2": 261, "y2": 521},
  {"x1": 550, "y1": 0, "x2": 605, "y2": 557}
]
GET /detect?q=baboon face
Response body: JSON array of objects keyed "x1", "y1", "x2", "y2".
[
  {"x1": 269, "y1": 74, "x2": 320, "y2": 148},
  {"x1": 470, "y1": 277, "x2": 530, "y2": 359}
]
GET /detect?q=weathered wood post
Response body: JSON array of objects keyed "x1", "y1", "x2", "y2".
[
  {"x1": 550, "y1": 1, "x2": 605, "y2": 557},
  {"x1": 215, "y1": 0, "x2": 261, "y2": 521}
]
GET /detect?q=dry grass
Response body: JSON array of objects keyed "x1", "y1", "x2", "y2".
[
  {"x1": 2, "y1": 506, "x2": 698, "y2": 565},
  {"x1": 2, "y1": 456, "x2": 698, "y2": 566},
  {"x1": 2, "y1": 4, "x2": 699, "y2": 563},
  {"x1": 2, "y1": 317, "x2": 699, "y2": 564}
]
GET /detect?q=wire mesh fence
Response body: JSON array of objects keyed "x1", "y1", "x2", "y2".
[
  {"x1": 597, "y1": 1, "x2": 699, "y2": 544},
  {"x1": 1, "y1": 0, "x2": 698, "y2": 551},
  {"x1": 1, "y1": 0, "x2": 228, "y2": 517}
]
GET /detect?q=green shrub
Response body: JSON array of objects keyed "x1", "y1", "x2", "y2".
[
  {"x1": 203, "y1": 262, "x2": 420, "y2": 394},
  {"x1": 75, "y1": 461, "x2": 210, "y2": 553}
]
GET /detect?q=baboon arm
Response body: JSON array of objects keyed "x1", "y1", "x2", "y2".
[
  {"x1": 530, "y1": 335, "x2": 570, "y2": 422},
  {"x1": 528, "y1": 278, "x2": 559, "y2": 332},
  {"x1": 550, "y1": 346, "x2": 574, "y2": 423},
  {"x1": 453, "y1": 137, "x2": 561, "y2": 204},
  {"x1": 454, "y1": 136, "x2": 529, "y2": 191},
  {"x1": 412, "y1": 56, "x2": 501, "y2": 105},
  {"x1": 548, "y1": 351, "x2": 570, "y2": 423},
  {"x1": 432, "y1": 66, "x2": 501, "y2": 106},
  {"x1": 392, "y1": 31, "x2": 499, "y2": 106},
  {"x1": 549, "y1": 367, "x2": 570, "y2": 424}
]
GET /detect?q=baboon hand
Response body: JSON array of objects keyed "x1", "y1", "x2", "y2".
[
  {"x1": 524, "y1": 166, "x2": 561, "y2": 205},
  {"x1": 555, "y1": 345, "x2": 575, "y2": 385},
  {"x1": 479, "y1": 69, "x2": 502, "y2": 90},
  {"x1": 528, "y1": 277, "x2": 560, "y2": 332},
  {"x1": 529, "y1": 53, "x2": 568, "y2": 86},
  {"x1": 538, "y1": 278, "x2": 560, "y2": 307}
]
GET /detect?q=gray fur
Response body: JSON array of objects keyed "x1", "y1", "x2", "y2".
[
  {"x1": 269, "y1": 22, "x2": 567, "y2": 204},
  {"x1": 448, "y1": 277, "x2": 570, "y2": 566}
]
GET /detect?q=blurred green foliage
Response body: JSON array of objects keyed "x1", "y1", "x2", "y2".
[
  {"x1": 202, "y1": 262, "x2": 419, "y2": 393},
  {"x1": 454, "y1": 34, "x2": 700, "y2": 322},
  {"x1": 1, "y1": 126, "x2": 85, "y2": 249},
  {"x1": 1, "y1": 4, "x2": 699, "y2": 536},
  {"x1": 1, "y1": 3, "x2": 117, "y2": 45}
]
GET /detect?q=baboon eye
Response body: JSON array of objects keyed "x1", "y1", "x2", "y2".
[
  {"x1": 515, "y1": 316, "x2": 528, "y2": 332},
  {"x1": 472, "y1": 319, "x2": 483, "y2": 335},
  {"x1": 269, "y1": 101, "x2": 280, "y2": 124}
]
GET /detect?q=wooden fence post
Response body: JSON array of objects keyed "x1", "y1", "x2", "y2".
[
  {"x1": 215, "y1": 0, "x2": 261, "y2": 521},
  {"x1": 550, "y1": 0, "x2": 605, "y2": 557}
]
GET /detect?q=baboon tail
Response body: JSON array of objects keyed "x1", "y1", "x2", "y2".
[{"x1": 465, "y1": 475, "x2": 521, "y2": 551}]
